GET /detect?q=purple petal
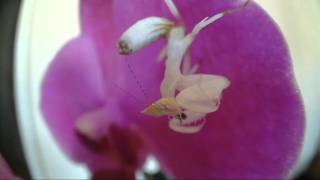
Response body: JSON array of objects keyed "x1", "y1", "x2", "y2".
[
  {"x1": 41, "y1": 36, "x2": 147, "y2": 173},
  {"x1": 41, "y1": 36, "x2": 106, "y2": 167},
  {"x1": 80, "y1": 0, "x2": 124, "y2": 91}
]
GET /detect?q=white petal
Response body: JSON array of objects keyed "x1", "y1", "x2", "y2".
[{"x1": 118, "y1": 17, "x2": 173, "y2": 54}]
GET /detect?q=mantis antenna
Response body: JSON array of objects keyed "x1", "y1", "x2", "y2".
[
  {"x1": 125, "y1": 57, "x2": 149, "y2": 100},
  {"x1": 109, "y1": 81, "x2": 145, "y2": 105}
]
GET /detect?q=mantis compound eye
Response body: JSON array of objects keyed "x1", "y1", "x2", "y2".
[
  {"x1": 175, "y1": 112, "x2": 187, "y2": 120},
  {"x1": 180, "y1": 112, "x2": 187, "y2": 120}
]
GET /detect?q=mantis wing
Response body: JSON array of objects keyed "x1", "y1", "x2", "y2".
[
  {"x1": 176, "y1": 74, "x2": 230, "y2": 113},
  {"x1": 176, "y1": 74, "x2": 229, "y2": 91}
]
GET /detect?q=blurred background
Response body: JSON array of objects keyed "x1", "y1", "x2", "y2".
[
  {"x1": 0, "y1": 0, "x2": 30, "y2": 178},
  {"x1": 1, "y1": 0, "x2": 319, "y2": 179}
]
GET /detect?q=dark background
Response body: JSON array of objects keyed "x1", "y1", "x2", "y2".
[
  {"x1": 0, "y1": 0, "x2": 30, "y2": 178},
  {"x1": 0, "y1": 0, "x2": 318, "y2": 179}
]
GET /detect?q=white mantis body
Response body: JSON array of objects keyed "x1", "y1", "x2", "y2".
[
  {"x1": 116, "y1": 0, "x2": 250, "y2": 133},
  {"x1": 151, "y1": 16, "x2": 230, "y2": 133}
]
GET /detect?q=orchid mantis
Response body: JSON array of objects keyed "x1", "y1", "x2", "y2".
[{"x1": 117, "y1": 0, "x2": 249, "y2": 133}]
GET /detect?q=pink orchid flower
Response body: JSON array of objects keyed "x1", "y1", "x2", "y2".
[{"x1": 41, "y1": 0, "x2": 304, "y2": 179}]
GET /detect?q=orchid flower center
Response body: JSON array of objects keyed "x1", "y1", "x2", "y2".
[{"x1": 118, "y1": 0, "x2": 248, "y2": 134}]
